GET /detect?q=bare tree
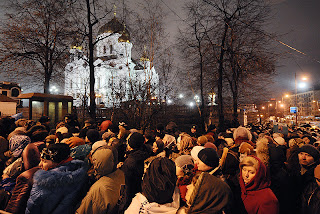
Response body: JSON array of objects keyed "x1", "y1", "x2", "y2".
[{"x1": 0, "y1": 0, "x2": 75, "y2": 93}]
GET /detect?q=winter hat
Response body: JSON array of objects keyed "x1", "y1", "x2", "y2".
[
  {"x1": 142, "y1": 157, "x2": 177, "y2": 204},
  {"x1": 128, "y1": 132, "x2": 145, "y2": 149},
  {"x1": 102, "y1": 131, "x2": 115, "y2": 141},
  {"x1": 274, "y1": 137, "x2": 286, "y2": 146},
  {"x1": 233, "y1": 126, "x2": 252, "y2": 141},
  {"x1": 198, "y1": 148, "x2": 219, "y2": 168},
  {"x1": 40, "y1": 143, "x2": 70, "y2": 163},
  {"x1": 86, "y1": 129, "x2": 100, "y2": 143},
  {"x1": 175, "y1": 155, "x2": 194, "y2": 175},
  {"x1": 239, "y1": 142, "x2": 254, "y2": 154},
  {"x1": 100, "y1": 120, "x2": 112, "y2": 132},
  {"x1": 65, "y1": 137, "x2": 85, "y2": 148},
  {"x1": 299, "y1": 144, "x2": 320, "y2": 161},
  {"x1": 9, "y1": 135, "x2": 31, "y2": 157},
  {"x1": 197, "y1": 136, "x2": 208, "y2": 146},
  {"x1": 190, "y1": 146, "x2": 204, "y2": 160},
  {"x1": 314, "y1": 164, "x2": 320, "y2": 179}
]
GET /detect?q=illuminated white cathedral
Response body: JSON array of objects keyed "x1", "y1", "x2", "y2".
[{"x1": 64, "y1": 16, "x2": 159, "y2": 106}]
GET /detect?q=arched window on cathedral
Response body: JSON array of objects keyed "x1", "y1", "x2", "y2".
[
  {"x1": 103, "y1": 46, "x2": 107, "y2": 54},
  {"x1": 110, "y1": 45, "x2": 113, "y2": 54}
]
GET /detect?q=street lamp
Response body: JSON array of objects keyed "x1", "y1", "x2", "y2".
[{"x1": 295, "y1": 73, "x2": 308, "y2": 125}]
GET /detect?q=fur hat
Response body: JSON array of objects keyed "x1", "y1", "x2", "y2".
[
  {"x1": 86, "y1": 129, "x2": 100, "y2": 143},
  {"x1": 197, "y1": 136, "x2": 208, "y2": 146},
  {"x1": 233, "y1": 126, "x2": 252, "y2": 141},
  {"x1": 239, "y1": 142, "x2": 254, "y2": 154},
  {"x1": 9, "y1": 135, "x2": 31, "y2": 157},
  {"x1": 128, "y1": 132, "x2": 144, "y2": 149},
  {"x1": 299, "y1": 144, "x2": 320, "y2": 161},
  {"x1": 40, "y1": 143, "x2": 70, "y2": 163},
  {"x1": 198, "y1": 148, "x2": 219, "y2": 168}
]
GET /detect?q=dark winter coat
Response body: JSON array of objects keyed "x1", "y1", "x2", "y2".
[
  {"x1": 119, "y1": 148, "x2": 150, "y2": 212},
  {"x1": 5, "y1": 167, "x2": 40, "y2": 214},
  {"x1": 25, "y1": 160, "x2": 88, "y2": 214},
  {"x1": 240, "y1": 156, "x2": 279, "y2": 214},
  {"x1": 301, "y1": 180, "x2": 320, "y2": 214}
]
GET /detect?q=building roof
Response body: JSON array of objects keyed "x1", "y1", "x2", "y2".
[
  {"x1": 0, "y1": 94, "x2": 16, "y2": 102},
  {"x1": 18, "y1": 93, "x2": 73, "y2": 101},
  {"x1": 98, "y1": 17, "x2": 130, "y2": 42}
]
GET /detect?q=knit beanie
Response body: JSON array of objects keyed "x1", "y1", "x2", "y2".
[
  {"x1": 299, "y1": 144, "x2": 320, "y2": 162},
  {"x1": 274, "y1": 137, "x2": 286, "y2": 146},
  {"x1": 190, "y1": 146, "x2": 204, "y2": 160},
  {"x1": 198, "y1": 148, "x2": 219, "y2": 168},
  {"x1": 314, "y1": 164, "x2": 320, "y2": 179},
  {"x1": 41, "y1": 143, "x2": 70, "y2": 163},
  {"x1": 128, "y1": 132, "x2": 145, "y2": 149},
  {"x1": 86, "y1": 129, "x2": 100, "y2": 143},
  {"x1": 239, "y1": 142, "x2": 254, "y2": 154},
  {"x1": 197, "y1": 136, "x2": 208, "y2": 146},
  {"x1": 142, "y1": 157, "x2": 177, "y2": 204},
  {"x1": 175, "y1": 155, "x2": 194, "y2": 174}
]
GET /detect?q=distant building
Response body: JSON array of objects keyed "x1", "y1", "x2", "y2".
[
  {"x1": 0, "y1": 94, "x2": 17, "y2": 116},
  {"x1": 0, "y1": 81, "x2": 21, "y2": 99},
  {"x1": 283, "y1": 89, "x2": 320, "y2": 117},
  {"x1": 64, "y1": 16, "x2": 159, "y2": 107}
]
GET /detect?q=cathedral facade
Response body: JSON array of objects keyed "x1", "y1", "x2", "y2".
[{"x1": 64, "y1": 17, "x2": 159, "y2": 107}]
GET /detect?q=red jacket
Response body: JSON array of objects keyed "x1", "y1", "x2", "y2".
[{"x1": 240, "y1": 156, "x2": 279, "y2": 214}]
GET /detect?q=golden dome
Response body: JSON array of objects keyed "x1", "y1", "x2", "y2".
[{"x1": 98, "y1": 17, "x2": 130, "y2": 42}]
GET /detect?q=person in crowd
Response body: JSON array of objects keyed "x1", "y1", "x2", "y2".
[
  {"x1": 79, "y1": 119, "x2": 96, "y2": 138},
  {"x1": 175, "y1": 155, "x2": 195, "y2": 203},
  {"x1": 85, "y1": 129, "x2": 100, "y2": 145},
  {"x1": 239, "y1": 156, "x2": 279, "y2": 214},
  {"x1": 206, "y1": 124, "x2": 217, "y2": 140},
  {"x1": 301, "y1": 164, "x2": 320, "y2": 214},
  {"x1": 189, "y1": 125, "x2": 200, "y2": 138},
  {"x1": 173, "y1": 133, "x2": 194, "y2": 159},
  {"x1": 118, "y1": 132, "x2": 150, "y2": 212},
  {"x1": 125, "y1": 157, "x2": 180, "y2": 213},
  {"x1": 25, "y1": 143, "x2": 88, "y2": 214},
  {"x1": 76, "y1": 147, "x2": 125, "y2": 214},
  {"x1": 177, "y1": 171, "x2": 232, "y2": 214},
  {"x1": 287, "y1": 144, "x2": 320, "y2": 213},
  {"x1": 239, "y1": 142, "x2": 254, "y2": 163},
  {"x1": 231, "y1": 126, "x2": 254, "y2": 155},
  {"x1": 144, "y1": 139, "x2": 165, "y2": 171},
  {"x1": 196, "y1": 136, "x2": 207, "y2": 147},
  {"x1": 196, "y1": 148, "x2": 221, "y2": 177},
  {"x1": 99, "y1": 119, "x2": 112, "y2": 133},
  {"x1": 38, "y1": 116, "x2": 51, "y2": 132},
  {"x1": 64, "y1": 114, "x2": 80, "y2": 130}
]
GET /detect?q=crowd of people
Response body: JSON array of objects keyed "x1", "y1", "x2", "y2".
[{"x1": 0, "y1": 114, "x2": 319, "y2": 214}]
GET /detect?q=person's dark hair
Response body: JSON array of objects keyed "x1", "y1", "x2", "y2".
[
  {"x1": 108, "y1": 124, "x2": 119, "y2": 134},
  {"x1": 156, "y1": 132, "x2": 165, "y2": 139},
  {"x1": 144, "y1": 129, "x2": 155, "y2": 140},
  {"x1": 31, "y1": 130, "x2": 49, "y2": 142}
]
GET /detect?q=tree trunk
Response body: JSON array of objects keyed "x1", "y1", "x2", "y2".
[
  {"x1": 217, "y1": 21, "x2": 228, "y2": 132},
  {"x1": 86, "y1": 0, "x2": 96, "y2": 120}
]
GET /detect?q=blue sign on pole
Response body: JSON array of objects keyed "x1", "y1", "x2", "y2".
[{"x1": 290, "y1": 107, "x2": 298, "y2": 114}]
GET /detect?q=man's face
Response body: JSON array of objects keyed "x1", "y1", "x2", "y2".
[
  {"x1": 196, "y1": 159, "x2": 213, "y2": 172},
  {"x1": 191, "y1": 128, "x2": 196, "y2": 133},
  {"x1": 65, "y1": 117, "x2": 71, "y2": 124},
  {"x1": 39, "y1": 158, "x2": 58, "y2": 171},
  {"x1": 298, "y1": 152, "x2": 315, "y2": 166}
]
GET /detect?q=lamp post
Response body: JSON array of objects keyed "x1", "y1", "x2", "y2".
[{"x1": 294, "y1": 73, "x2": 308, "y2": 126}]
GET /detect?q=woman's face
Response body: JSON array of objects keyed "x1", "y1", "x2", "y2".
[
  {"x1": 242, "y1": 166, "x2": 257, "y2": 184},
  {"x1": 185, "y1": 183, "x2": 195, "y2": 205},
  {"x1": 152, "y1": 142, "x2": 158, "y2": 153},
  {"x1": 39, "y1": 158, "x2": 58, "y2": 171}
]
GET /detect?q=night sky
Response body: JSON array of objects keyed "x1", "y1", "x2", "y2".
[{"x1": 1, "y1": 0, "x2": 320, "y2": 99}]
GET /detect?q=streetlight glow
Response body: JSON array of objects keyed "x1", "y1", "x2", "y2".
[
  {"x1": 179, "y1": 94, "x2": 184, "y2": 98},
  {"x1": 189, "y1": 102, "x2": 194, "y2": 107},
  {"x1": 298, "y1": 82, "x2": 307, "y2": 88}
]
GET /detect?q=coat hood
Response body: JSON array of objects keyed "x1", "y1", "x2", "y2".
[
  {"x1": 239, "y1": 156, "x2": 270, "y2": 194},
  {"x1": 187, "y1": 172, "x2": 231, "y2": 213},
  {"x1": 92, "y1": 147, "x2": 117, "y2": 178}
]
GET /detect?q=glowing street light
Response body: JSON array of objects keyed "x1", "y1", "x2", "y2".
[
  {"x1": 189, "y1": 102, "x2": 194, "y2": 107},
  {"x1": 49, "y1": 86, "x2": 59, "y2": 94},
  {"x1": 167, "y1": 99, "x2": 173, "y2": 104},
  {"x1": 262, "y1": 106, "x2": 265, "y2": 110},
  {"x1": 179, "y1": 94, "x2": 184, "y2": 99}
]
